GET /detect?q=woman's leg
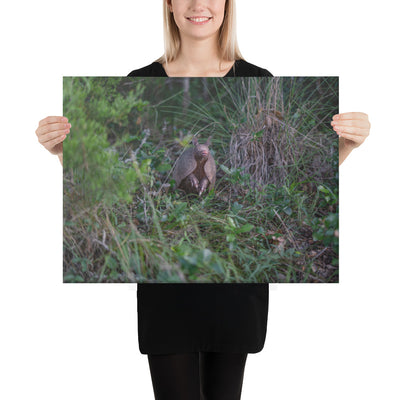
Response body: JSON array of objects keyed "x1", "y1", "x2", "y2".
[
  {"x1": 147, "y1": 353, "x2": 200, "y2": 400},
  {"x1": 199, "y1": 352, "x2": 248, "y2": 400}
]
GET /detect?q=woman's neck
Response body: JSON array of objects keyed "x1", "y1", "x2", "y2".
[{"x1": 163, "y1": 36, "x2": 235, "y2": 77}]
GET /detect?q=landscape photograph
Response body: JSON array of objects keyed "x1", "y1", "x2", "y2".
[{"x1": 63, "y1": 76, "x2": 339, "y2": 283}]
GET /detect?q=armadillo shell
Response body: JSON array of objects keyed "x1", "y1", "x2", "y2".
[
  {"x1": 204, "y1": 154, "x2": 216, "y2": 189},
  {"x1": 173, "y1": 148, "x2": 216, "y2": 190}
]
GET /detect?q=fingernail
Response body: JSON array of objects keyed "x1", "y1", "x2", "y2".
[
  {"x1": 333, "y1": 115, "x2": 339, "y2": 120},
  {"x1": 61, "y1": 117, "x2": 68, "y2": 122}
]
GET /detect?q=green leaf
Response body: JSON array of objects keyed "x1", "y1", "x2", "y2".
[
  {"x1": 227, "y1": 216, "x2": 236, "y2": 228},
  {"x1": 210, "y1": 262, "x2": 224, "y2": 274},
  {"x1": 220, "y1": 164, "x2": 231, "y2": 174},
  {"x1": 318, "y1": 185, "x2": 329, "y2": 194},
  {"x1": 156, "y1": 163, "x2": 172, "y2": 173},
  {"x1": 201, "y1": 248, "x2": 212, "y2": 263},
  {"x1": 237, "y1": 223, "x2": 254, "y2": 233},
  {"x1": 231, "y1": 201, "x2": 243, "y2": 214},
  {"x1": 226, "y1": 234, "x2": 236, "y2": 242},
  {"x1": 251, "y1": 129, "x2": 264, "y2": 140},
  {"x1": 283, "y1": 206, "x2": 292, "y2": 216}
]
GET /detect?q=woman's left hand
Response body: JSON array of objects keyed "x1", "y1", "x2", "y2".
[{"x1": 331, "y1": 112, "x2": 370, "y2": 149}]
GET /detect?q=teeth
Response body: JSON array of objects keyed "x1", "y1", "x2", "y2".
[{"x1": 189, "y1": 17, "x2": 210, "y2": 22}]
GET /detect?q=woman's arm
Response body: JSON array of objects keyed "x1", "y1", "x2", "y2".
[{"x1": 331, "y1": 112, "x2": 370, "y2": 166}]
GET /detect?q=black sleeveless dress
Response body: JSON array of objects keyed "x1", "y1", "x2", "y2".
[{"x1": 128, "y1": 60, "x2": 273, "y2": 355}]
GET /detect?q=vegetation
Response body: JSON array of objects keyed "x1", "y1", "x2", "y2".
[{"x1": 63, "y1": 76, "x2": 338, "y2": 283}]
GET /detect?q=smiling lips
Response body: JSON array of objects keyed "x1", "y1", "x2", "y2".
[{"x1": 186, "y1": 16, "x2": 212, "y2": 25}]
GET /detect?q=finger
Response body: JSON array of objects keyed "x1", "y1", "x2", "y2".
[
  {"x1": 44, "y1": 135, "x2": 65, "y2": 151},
  {"x1": 331, "y1": 118, "x2": 369, "y2": 128},
  {"x1": 38, "y1": 116, "x2": 68, "y2": 126},
  {"x1": 36, "y1": 122, "x2": 71, "y2": 137},
  {"x1": 38, "y1": 129, "x2": 69, "y2": 144},
  {"x1": 332, "y1": 125, "x2": 370, "y2": 135},
  {"x1": 336, "y1": 132, "x2": 362, "y2": 143},
  {"x1": 332, "y1": 112, "x2": 368, "y2": 121},
  {"x1": 44, "y1": 132, "x2": 67, "y2": 148}
]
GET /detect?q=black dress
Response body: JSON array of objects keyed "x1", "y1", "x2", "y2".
[{"x1": 128, "y1": 59, "x2": 273, "y2": 355}]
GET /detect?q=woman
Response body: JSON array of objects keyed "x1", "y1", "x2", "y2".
[{"x1": 35, "y1": 1, "x2": 370, "y2": 399}]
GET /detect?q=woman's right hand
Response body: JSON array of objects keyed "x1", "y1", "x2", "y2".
[{"x1": 35, "y1": 116, "x2": 71, "y2": 156}]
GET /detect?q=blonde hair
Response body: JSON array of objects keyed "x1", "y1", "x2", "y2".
[{"x1": 155, "y1": 0, "x2": 244, "y2": 65}]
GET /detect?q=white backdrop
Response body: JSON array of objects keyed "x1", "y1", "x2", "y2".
[{"x1": 1, "y1": 1, "x2": 399, "y2": 399}]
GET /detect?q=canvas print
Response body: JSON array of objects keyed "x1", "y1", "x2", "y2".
[{"x1": 63, "y1": 76, "x2": 339, "y2": 283}]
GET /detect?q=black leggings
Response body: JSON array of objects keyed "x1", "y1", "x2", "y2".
[{"x1": 147, "y1": 352, "x2": 248, "y2": 400}]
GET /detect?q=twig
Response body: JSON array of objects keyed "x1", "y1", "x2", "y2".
[{"x1": 273, "y1": 209, "x2": 299, "y2": 251}]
